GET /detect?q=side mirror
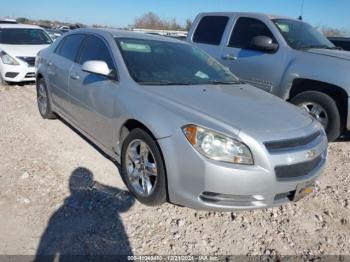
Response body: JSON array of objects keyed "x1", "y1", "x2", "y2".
[
  {"x1": 251, "y1": 36, "x2": 278, "y2": 52},
  {"x1": 82, "y1": 60, "x2": 112, "y2": 78}
]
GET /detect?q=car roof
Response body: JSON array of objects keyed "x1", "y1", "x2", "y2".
[
  {"x1": 70, "y1": 28, "x2": 187, "y2": 44},
  {"x1": 196, "y1": 12, "x2": 300, "y2": 22},
  {"x1": 0, "y1": 23, "x2": 43, "y2": 29}
]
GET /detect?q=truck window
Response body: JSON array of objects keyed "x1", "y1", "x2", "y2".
[
  {"x1": 229, "y1": 17, "x2": 275, "y2": 49},
  {"x1": 193, "y1": 16, "x2": 229, "y2": 45}
]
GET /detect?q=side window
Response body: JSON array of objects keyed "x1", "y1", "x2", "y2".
[
  {"x1": 193, "y1": 16, "x2": 229, "y2": 45},
  {"x1": 78, "y1": 36, "x2": 114, "y2": 69},
  {"x1": 229, "y1": 17, "x2": 275, "y2": 49},
  {"x1": 54, "y1": 38, "x2": 65, "y2": 54},
  {"x1": 56, "y1": 34, "x2": 85, "y2": 61}
]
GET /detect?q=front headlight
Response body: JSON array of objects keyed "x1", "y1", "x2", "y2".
[
  {"x1": 182, "y1": 125, "x2": 254, "y2": 165},
  {"x1": 0, "y1": 51, "x2": 19, "y2": 65}
]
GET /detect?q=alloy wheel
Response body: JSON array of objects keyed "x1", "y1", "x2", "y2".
[
  {"x1": 299, "y1": 102, "x2": 329, "y2": 128},
  {"x1": 125, "y1": 139, "x2": 158, "y2": 196}
]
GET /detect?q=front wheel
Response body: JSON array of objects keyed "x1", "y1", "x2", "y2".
[
  {"x1": 290, "y1": 91, "x2": 341, "y2": 142},
  {"x1": 0, "y1": 73, "x2": 8, "y2": 86},
  {"x1": 36, "y1": 78, "x2": 57, "y2": 119},
  {"x1": 121, "y1": 128, "x2": 167, "y2": 206}
]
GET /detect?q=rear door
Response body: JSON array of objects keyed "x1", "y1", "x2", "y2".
[
  {"x1": 190, "y1": 15, "x2": 230, "y2": 59},
  {"x1": 68, "y1": 35, "x2": 118, "y2": 147},
  {"x1": 46, "y1": 34, "x2": 85, "y2": 116},
  {"x1": 220, "y1": 17, "x2": 286, "y2": 93}
]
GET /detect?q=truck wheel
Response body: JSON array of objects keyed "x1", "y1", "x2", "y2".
[
  {"x1": 121, "y1": 128, "x2": 167, "y2": 206},
  {"x1": 36, "y1": 78, "x2": 57, "y2": 119},
  {"x1": 290, "y1": 91, "x2": 341, "y2": 142}
]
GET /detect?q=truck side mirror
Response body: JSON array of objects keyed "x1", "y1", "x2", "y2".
[{"x1": 251, "y1": 36, "x2": 278, "y2": 52}]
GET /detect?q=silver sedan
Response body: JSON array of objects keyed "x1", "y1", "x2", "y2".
[{"x1": 35, "y1": 28, "x2": 328, "y2": 211}]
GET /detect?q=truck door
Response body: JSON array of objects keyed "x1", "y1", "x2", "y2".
[
  {"x1": 221, "y1": 17, "x2": 286, "y2": 94},
  {"x1": 190, "y1": 15, "x2": 230, "y2": 60}
]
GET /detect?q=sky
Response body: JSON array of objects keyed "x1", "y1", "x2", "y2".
[{"x1": 1, "y1": 0, "x2": 349, "y2": 31}]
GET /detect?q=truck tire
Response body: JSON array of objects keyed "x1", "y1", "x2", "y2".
[
  {"x1": 121, "y1": 128, "x2": 167, "y2": 206},
  {"x1": 290, "y1": 91, "x2": 341, "y2": 142}
]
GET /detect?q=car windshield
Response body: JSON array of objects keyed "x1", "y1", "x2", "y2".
[
  {"x1": 0, "y1": 28, "x2": 52, "y2": 45},
  {"x1": 272, "y1": 19, "x2": 335, "y2": 50},
  {"x1": 116, "y1": 37, "x2": 239, "y2": 85}
]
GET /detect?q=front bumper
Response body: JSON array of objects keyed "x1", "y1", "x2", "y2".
[
  {"x1": 0, "y1": 62, "x2": 36, "y2": 82},
  {"x1": 158, "y1": 123, "x2": 328, "y2": 211}
]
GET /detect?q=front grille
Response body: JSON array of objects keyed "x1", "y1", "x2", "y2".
[
  {"x1": 17, "y1": 56, "x2": 35, "y2": 67},
  {"x1": 25, "y1": 72, "x2": 35, "y2": 78},
  {"x1": 5, "y1": 72, "x2": 19, "y2": 78},
  {"x1": 275, "y1": 155, "x2": 323, "y2": 181},
  {"x1": 264, "y1": 131, "x2": 321, "y2": 153}
]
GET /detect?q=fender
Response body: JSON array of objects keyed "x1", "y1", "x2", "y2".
[{"x1": 278, "y1": 51, "x2": 350, "y2": 100}]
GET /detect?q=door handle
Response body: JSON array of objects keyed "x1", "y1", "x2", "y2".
[
  {"x1": 70, "y1": 73, "x2": 80, "y2": 80},
  {"x1": 47, "y1": 61, "x2": 53, "y2": 66},
  {"x1": 222, "y1": 54, "x2": 237, "y2": 61}
]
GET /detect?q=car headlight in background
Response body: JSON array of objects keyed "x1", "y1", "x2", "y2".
[
  {"x1": 0, "y1": 51, "x2": 19, "y2": 65},
  {"x1": 182, "y1": 125, "x2": 254, "y2": 165}
]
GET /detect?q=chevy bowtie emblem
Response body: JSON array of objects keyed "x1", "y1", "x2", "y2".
[{"x1": 307, "y1": 150, "x2": 317, "y2": 160}]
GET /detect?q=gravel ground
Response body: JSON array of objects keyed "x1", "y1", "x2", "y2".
[{"x1": 0, "y1": 83, "x2": 349, "y2": 258}]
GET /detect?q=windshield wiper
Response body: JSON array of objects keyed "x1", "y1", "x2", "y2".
[
  {"x1": 326, "y1": 46, "x2": 343, "y2": 50},
  {"x1": 299, "y1": 44, "x2": 337, "y2": 50},
  {"x1": 207, "y1": 80, "x2": 241, "y2": 85},
  {"x1": 138, "y1": 80, "x2": 241, "y2": 86},
  {"x1": 139, "y1": 80, "x2": 191, "y2": 85}
]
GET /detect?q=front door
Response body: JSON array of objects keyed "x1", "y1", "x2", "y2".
[
  {"x1": 221, "y1": 17, "x2": 286, "y2": 94},
  {"x1": 47, "y1": 34, "x2": 86, "y2": 116},
  {"x1": 68, "y1": 35, "x2": 118, "y2": 148}
]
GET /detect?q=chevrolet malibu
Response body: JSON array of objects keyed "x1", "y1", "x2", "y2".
[{"x1": 35, "y1": 29, "x2": 328, "y2": 211}]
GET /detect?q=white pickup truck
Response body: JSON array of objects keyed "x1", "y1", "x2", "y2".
[{"x1": 188, "y1": 12, "x2": 350, "y2": 141}]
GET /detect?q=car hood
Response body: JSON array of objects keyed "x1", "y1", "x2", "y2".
[
  {"x1": 305, "y1": 48, "x2": 350, "y2": 61},
  {"x1": 145, "y1": 83, "x2": 312, "y2": 133},
  {"x1": 0, "y1": 44, "x2": 49, "y2": 57}
]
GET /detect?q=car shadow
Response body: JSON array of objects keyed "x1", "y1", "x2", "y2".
[{"x1": 34, "y1": 167, "x2": 135, "y2": 261}]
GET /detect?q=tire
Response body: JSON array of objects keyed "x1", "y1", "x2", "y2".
[
  {"x1": 36, "y1": 78, "x2": 57, "y2": 119},
  {"x1": 290, "y1": 91, "x2": 341, "y2": 142},
  {"x1": 0, "y1": 72, "x2": 8, "y2": 86},
  {"x1": 121, "y1": 128, "x2": 167, "y2": 206}
]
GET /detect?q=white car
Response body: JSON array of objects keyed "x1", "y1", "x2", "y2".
[{"x1": 0, "y1": 24, "x2": 52, "y2": 84}]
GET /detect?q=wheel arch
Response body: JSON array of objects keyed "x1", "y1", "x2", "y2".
[
  {"x1": 118, "y1": 118, "x2": 170, "y2": 201},
  {"x1": 289, "y1": 78, "x2": 348, "y2": 129},
  {"x1": 36, "y1": 72, "x2": 44, "y2": 81}
]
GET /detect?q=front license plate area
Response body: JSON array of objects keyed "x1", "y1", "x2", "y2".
[{"x1": 294, "y1": 179, "x2": 316, "y2": 202}]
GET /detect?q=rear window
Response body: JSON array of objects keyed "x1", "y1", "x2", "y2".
[
  {"x1": 193, "y1": 16, "x2": 229, "y2": 45},
  {"x1": 0, "y1": 28, "x2": 52, "y2": 45},
  {"x1": 56, "y1": 34, "x2": 85, "y2": 61}
]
